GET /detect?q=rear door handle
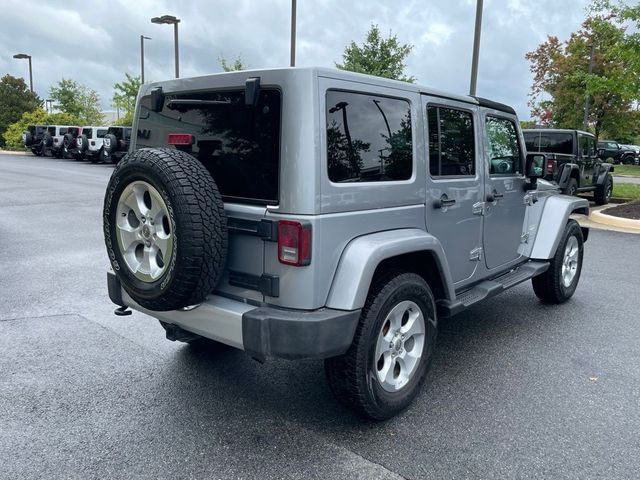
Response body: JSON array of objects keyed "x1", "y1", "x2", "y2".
[
  {"x1": 487, "y1": 191, "x2": 504, "y2": 202},
  {"x1": 433, "y1": 196, "x2": 456, "y2": 209}
]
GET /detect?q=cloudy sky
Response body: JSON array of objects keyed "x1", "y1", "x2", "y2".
[{"x1": 0, "y1": 0, "x2": 592, "y2": 120}]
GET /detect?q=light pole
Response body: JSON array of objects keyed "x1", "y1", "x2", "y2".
[
  {"x1": 469, "y1": 0, "x2": 484, "y2": 96},
  {"x1": 140, "y1": 35, "x2": 152, "y2": 83},
  {"x1": 13, "y1": 53, "x2": 33, "y2": 92},
  {"x1": 151, "y1": 15, "x2": 180, "y2": 78},
  {"x1": 290, "y1": 0, "x2": 297, "y2": 67}
]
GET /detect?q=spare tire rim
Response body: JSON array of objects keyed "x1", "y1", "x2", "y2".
[
  {"x1": 116, "y1": 181, "x2": 174, "y2": 282},
  {"x1": 561, "y1": 236, "x2": 579, "y2": 287},
  {"x1": 374, "y1": 300, "x2": 426, "y2": 392}
]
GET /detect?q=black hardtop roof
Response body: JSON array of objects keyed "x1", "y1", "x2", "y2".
[{"x1": 522, "y1": 128, "x2": 594, "y2": 137}]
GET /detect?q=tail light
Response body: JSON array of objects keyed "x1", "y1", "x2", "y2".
[
  {"x1": 168, "y1": 133, "x2": 193, "y2": 145},
  {"x1": 546, "y1": 158, "x2": 557, "y2": 174},
  {"x1": 277, "y1": 220, "x2": 311, "y2": 266}
]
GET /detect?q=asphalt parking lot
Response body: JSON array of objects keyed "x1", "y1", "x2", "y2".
[{"x1": 1, "y1": 152, "x2": 639, "y2": 479}]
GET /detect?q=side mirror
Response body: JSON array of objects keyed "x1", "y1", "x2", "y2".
[
  {"x1": 525, "y1": 153, "x2": 545, "y2": 178},
  {"x1": 524, "y1": 153, "x2": 545, "y2": 191}
]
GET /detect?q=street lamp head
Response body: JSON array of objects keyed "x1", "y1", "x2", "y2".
[
  {"x1": 141, "y1": 35, "x2": 152, "y2": 40},
  {"x1": 151, "y1": 15, "x2": 180, "y2": 25},
  {"x1": 13, "y1": 53, "x2": 30, "y2": 59}
]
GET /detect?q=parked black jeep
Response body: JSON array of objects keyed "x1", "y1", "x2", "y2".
[
  {"x1": 523, "y1": 129, "x2": 614, "y2": 205},
  {"x1": 22, "y1": 125, "x2": 51, "y2": 156},
  {"x1": 101, "y1": 127, "x2": 132, "y2": 164},
  {"x1": 597, "y1": 140, "x2": 637, "y2": 165}
]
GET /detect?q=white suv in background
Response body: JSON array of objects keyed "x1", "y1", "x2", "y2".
[{"x1": 76, "y1": 126, "x2": 109, "y2": 162}]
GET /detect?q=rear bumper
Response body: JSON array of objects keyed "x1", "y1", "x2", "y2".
[{"x1": 107, "y1": 272, "x2": 360, "y2": 361}]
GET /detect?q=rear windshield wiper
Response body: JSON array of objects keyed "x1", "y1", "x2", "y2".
[{"x1": 166, "y1": 99, "x2": 233, "y2": 110}]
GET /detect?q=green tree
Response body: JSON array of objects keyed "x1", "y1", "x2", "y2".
[
  {"x1": 2, "y1": 109, "x2": 80, "y2": 149},
  {"x1": 49, "y1": 78, "x2": 104, "y2": 125},
  {"x1": 112, "y1": 73, "x2": 142, "y2": 118},
  {"x1": 218, "y1": 55, "x2": 247, "y2": 72},
  {"x1": 336, "y1": 24, "x2": 415, "y2": 83},
  {"x1": 526, "y1": 2, "x2": 640, "y2": 139},
  {"x1": 0, "y1": 75, "x2": 41, "y2": 147}
]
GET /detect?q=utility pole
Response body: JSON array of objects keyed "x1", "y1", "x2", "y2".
[
  {"x1": 290, "y1": 0, "x2": 297, "y2": 66},
  {"x1": 469, "y1": 0, "x2": 484, "y2": 96},
  {"x1": 583, "y1": 45, "x2": 594, "y2": 131}
]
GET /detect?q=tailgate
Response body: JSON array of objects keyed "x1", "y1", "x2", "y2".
[{"x1": 215, "y1": 203, "x2": 268, "y2": 303}]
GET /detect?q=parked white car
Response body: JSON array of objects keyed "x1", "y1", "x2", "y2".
[{"x1": 76, "y1": 126, "x2": 110, "y2": 162}]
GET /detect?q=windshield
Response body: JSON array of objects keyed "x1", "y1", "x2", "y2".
[{"x1": 524, "y1": 131, "x2": 573, "y2": 154}]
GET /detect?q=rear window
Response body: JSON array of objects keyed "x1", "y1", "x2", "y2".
[
  {"x1": 83, "y1": 128, "x2": 93, "y2": 138},
  {"x1": 107, "y1": 127, "x2": 125, "y2": 140},
  {"x1": 59, "y1": 127, "x2": 68, "y2": 135},
  {"x1": 97, "y1": 129, "x2": 108, "y2": 138},
  {"x1": 136, "y1": 88, "x2": 281, "y2": 204},
  {"x1": 524, "y1": 131, "x2": 573, "y2": 154}
]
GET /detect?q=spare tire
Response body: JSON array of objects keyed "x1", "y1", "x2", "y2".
[
  {"x1": 63, "y1": 133, "x2": 74, "y2": 148},
  {"x1": 77, "y1": 134, "x2": 88, "y2": 152},
  {"x1": 42, "y1": 132, "x2": 53, "y2": 148},
  {"x1": 24, "y1": 131, "x2": 33, "y2": 146},
  {"x1": 103, "y1": 147, "x2": 227, "y2": 311},
  {"x1": 104, "y1": 134, "x2": 117, "y2": 153}
]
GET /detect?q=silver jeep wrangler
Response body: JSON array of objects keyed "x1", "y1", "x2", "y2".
[{"x1": 104, "y1": 67, "x2": 589, "y2": 420}]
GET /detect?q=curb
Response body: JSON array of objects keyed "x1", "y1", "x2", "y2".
[
  {"x1": 590, "y1": 209, "x2": 640, "y2": 231},
  {"x1": 0, "y1": 150, "x2": 29, "y2": 156}
]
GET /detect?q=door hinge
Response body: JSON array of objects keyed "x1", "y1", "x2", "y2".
[
  {"x1": 521, "y1": 232, "x2": 530, "y2": 244},
  {"x1": 472, "y1": 202, "x2": 486, "y2": 216},
  {"x1": 523, "y1": 191, "x2": 538, "y2": 206},
  {"x1": 469, "y1": 247, "x2": 483, "y2": 262}
]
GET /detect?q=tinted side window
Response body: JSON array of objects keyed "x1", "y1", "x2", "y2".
[
  {"x1": 579, "y1": 135, "x2": 589, "y2": 157},
  {"x1": 523, "y1": 132, "x2": 573, "y2": 154},
  {"x1": 48, "y1": 127, "x2": 56, "y2": 135},
  {"x1": 588, "y1": 138, "x2": 596, "y2": 156},
  {"x1": 428, "y1": 106, "x2": 475, "y2": 177},
  {"x1": 326, "y1": 90, "x2": 412, "y2": 183},
  {"x1": 83, "y1": 128, "x2": 93, "y2": 138},
  {"x1": 97, "y1": 129, "x2": 108, "y2": 138},
  {"x1": 59, "y1": 127, "x2": 68, "y2": 135},
  {"x1": 485, "y1": 117, "x2": 522, "y2": 175}
]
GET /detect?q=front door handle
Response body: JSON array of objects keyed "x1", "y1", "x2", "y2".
[{"x1": 487, "y1": 191, "x2": 504, "y2": 202}]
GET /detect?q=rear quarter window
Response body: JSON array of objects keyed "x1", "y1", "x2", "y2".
[{"x1": 325, "y1": 90, "x2": 412, "y2": 183}]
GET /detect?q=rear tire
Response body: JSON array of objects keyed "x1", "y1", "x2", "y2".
[
  {"x1": 594, "y1": 174, "x2": 612, "y2": 205},
  {"x1": 103, "y1": 147, "x2": 228, "y2": 311},
  {"x1": 325, "y1": 272, "x2": 438, "y2": 420},
  {"x1": 532, "y1": 220, "x2": 583, "y2": 304},
  {"x1": 563, "y1": 178, "x2": 578, "y2": 196}
]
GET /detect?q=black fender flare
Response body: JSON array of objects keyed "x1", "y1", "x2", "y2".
[
  {"x1": 595, "y1": 163, "x2": 614, "y2": 185},
  {"x1": 557, "y1": 163, "x2": 579, "y2": 189}
]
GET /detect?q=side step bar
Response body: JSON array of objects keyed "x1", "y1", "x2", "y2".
[{"x1": 437, "y1": 261, "x2": 550, "y2": 317}]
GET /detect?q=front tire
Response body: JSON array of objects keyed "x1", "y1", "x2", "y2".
[
  {"x1": 325, "y1": 273, "x2": 438, "y2": 420},
  {"x1": 532, "y1": 219, "x2": 584, "y2": 304}
]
